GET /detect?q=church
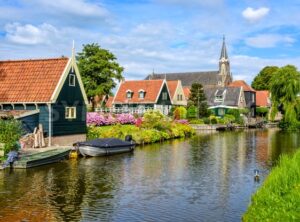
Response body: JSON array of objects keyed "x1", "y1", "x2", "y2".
[
  {"x1": 145, "y1": 37, "x2": 232, "y2": 88},
  {"x1": 145, "y1": 37, "x2": 256, "y2": 117}
]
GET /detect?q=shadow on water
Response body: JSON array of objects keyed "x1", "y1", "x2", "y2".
[{"x1": 0, "y1": 129, "x2": 299, "y2": 222}]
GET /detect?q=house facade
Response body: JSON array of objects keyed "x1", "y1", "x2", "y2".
[
  {"x1": 112, "y1": 79, "x2": 172, "y2": 114},
  {"x1": 204, "y1": 87, "x2": 246, "y2": 116},
  {"x1": 229, "y1": 80, "x2": 256, "y2": 117},
  {"x1": 0, "y1": 55, "x2": 88, "y2": 146},
  {"x1": 166, "y1": 80, "x2": 187, "y2": 106}
]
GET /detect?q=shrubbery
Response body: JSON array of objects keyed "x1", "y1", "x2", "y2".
[
  {"x1": 0, "y1": 119, "x2": 23, "y2": 155},
  {"x1": 173, "y1": 106, "x2": 187, "y2": 120},
  {"x1": 87, "y1": 112, "x2": 136, "y2": 126},
  {"x1": 88, "y1": 110, "x2": 195, "y2": 145}
]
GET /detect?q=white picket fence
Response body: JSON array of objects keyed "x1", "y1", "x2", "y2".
[{"x1": 94, "y1": 107, "x2": 169, "y2": 115}]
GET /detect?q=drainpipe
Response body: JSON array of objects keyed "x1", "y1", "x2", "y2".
[{"x1": 48, "y1": 103, "x2": 52, "y2": 147}]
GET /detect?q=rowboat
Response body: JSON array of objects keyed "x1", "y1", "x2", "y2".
[{"x1": 13, "y1": 148, "x2": 71, "y2": 169}]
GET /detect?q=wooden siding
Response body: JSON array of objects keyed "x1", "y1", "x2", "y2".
[
  {"x1": 156, "y1": 84, "x2": 172, "y2": 105},
  {"x1": 52, "y1": 70, "x2": 87, "y2": 136}
]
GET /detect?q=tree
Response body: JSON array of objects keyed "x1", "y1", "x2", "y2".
[
  {"x1": 188, "y1": 83, "x2": 209, "y2": 118},
  {"x1": 77, "y1": 43, "x2": 124, "y2": 103},
  {"x1": 251, "y1": 66, "x2": 279, "y2": 90},
  {"x1": 270, "y1": 65, "x2": 300, "y2": 129}
]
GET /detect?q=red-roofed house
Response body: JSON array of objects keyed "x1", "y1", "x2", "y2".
[
  {"x1": 256, "y1": 91, "x2": 270, "y2": 107},
  {"x1": 0, "y1": 55, "x2": 88, "y2": 146},
  {"x1": 183, "y1": 87, "x2": 191, "y2": 100},
  {"x1": 112, "y1": 79, "x2": 172, "y2": 114},
  {"x1": 229, "y1": 80, "x2": 256, "y2": 117},
  {"x1": 166, "y1": 80, "x2": 187, "y2": 106}
]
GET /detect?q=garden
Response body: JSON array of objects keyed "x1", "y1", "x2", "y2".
[{"x1": 87, "y1": 110, "x2": 195, "y2": 145}]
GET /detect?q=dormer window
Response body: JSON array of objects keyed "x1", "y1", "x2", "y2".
[
  {"x1": 214, "y1": 89, "x2": 226, "y2": 102},
  {"x1": 138, "y1": 89, "x2": 145, "y2": 99},
  {"x1": 126, "y1": 90, "x2": 133, "y2": 99},
  {"x1": 69, "y1": 74, "x2": 76, "y2": 86}
]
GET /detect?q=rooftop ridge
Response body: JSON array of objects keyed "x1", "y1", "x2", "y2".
[
  {"x1": 0, "y1": 57, "x2": 69, "y2": 63},
  {"x1": 152, "y1": 70, "x2": 219, "y2": 75}
]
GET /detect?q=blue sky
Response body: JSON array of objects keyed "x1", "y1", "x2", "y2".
[{"x1": 1, "y1": 0, "x2": 300, "y2": 84}]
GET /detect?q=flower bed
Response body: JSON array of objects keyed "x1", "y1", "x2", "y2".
[{"x1": 87, "y1": 112, "x2": 136, "y2": 126}]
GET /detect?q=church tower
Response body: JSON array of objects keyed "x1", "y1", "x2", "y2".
[{"x1": 219, "y1": 36, "x2": 232, "y2": 86}]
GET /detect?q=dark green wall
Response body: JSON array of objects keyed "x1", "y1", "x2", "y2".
[
  {"x1": 157, "y1": 83, "x2": 172, "y2": 105},
  {"x1": 52, "y1": 70, "x2": 87, "y2": 136}
]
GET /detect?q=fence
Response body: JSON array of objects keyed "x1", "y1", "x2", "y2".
[{"x1": 94, "y1": 107, "x2": 169, "y2": 115}]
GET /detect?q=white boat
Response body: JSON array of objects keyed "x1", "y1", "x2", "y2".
[{"x1": 75, "y1": 137, "x2": 135, "y2": 157}]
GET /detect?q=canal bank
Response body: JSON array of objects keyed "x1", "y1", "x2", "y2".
[{"x1": 0, "y1": 129, "x2": 299, "y2": 222}]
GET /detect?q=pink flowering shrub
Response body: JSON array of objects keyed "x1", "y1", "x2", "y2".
[
  {"x1": 116, "y1": 113, "x2": 137, "y2": 125},
  {"x1": 87, "y1": 112, "x2": 136, "y2": 126}
]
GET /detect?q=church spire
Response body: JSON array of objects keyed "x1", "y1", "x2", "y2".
[{"x1": 220, "y1": 35, "x2": 228, "y2": 60}]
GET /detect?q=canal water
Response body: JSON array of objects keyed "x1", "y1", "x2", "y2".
[{"x1": 0, "y1": 129, "x2": 299, "y2": 222}]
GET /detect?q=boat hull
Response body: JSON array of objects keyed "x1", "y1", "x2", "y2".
[
  {"x1": 13, "y1": 148, "x2": 71, "y2": 169},
  {"x1": 79, "y1": 145, "x2": 134, "y2": 157}
]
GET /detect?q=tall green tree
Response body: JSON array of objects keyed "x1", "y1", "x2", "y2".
[
  {"x1": 270, "y1": 65, "x2": 300, "y2": 128},
  {"x1": 77, "y1": 43, "x2": 124, "y2": 101},
  {"x1": 251, "y1": 66, "x2": 279, "y2": 90},
  {"x1": 188, "y1": 83, "x2": 209, "y2": 118}
]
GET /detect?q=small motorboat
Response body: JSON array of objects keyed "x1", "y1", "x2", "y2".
[{"x1": 75, "y1": 136, "x2": 135, "y2": 157}]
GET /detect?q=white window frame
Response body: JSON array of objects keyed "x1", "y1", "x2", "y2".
[
  {"x1": 65, "y1": 107, "x2": 76, "y2": 119},
  {"x1": 69, "y1": 74, "x2": 76, "y2": 87},
  {"x1": 162, "y1": 92, "x2": 168, "y2": 100},
  {"x1": 126, "y1": 91, "x2": 132, "y2": 99},
  {"x1": 138, "y1": 91, "x2": 145, "y2": 99}
]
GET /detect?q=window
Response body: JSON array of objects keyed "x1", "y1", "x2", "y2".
[
  {"x1": 65, "y1": 107, "x2": 76, "y2": 119},
  {"x1": 218, "y1": 108, "x2": 225, "y2": 116},
  {"x1": 69, "y1": 74, "x2": 76, "y2": 86},
  {"x1": 215, "y1": 95, "x2": 223, "y2": 102},
  {"x1": 177, "y1": 94, "x2": 183, "y2": 101},
  {"x1": 139, "y1": 91, "x2": 145, "y2": 99},
  {"x1": 126, "y1": 90, "x2": 133, "y2": 99},
  {"x1": 162, "y1": 92, "x2": 168, "y2": 100}
]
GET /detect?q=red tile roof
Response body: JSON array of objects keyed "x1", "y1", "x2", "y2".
[
  {"x1": 0, "y1": 58, "x2": 69, "y2": 103},
  {"x1": 256, "y1": 90, "x2": 270, "y2": 107},
  {"x1": 114, "y1": 79, "x2": 165, "y2": 104},
  {"x1": 166, "y1": 80, "x2": 179, "y2": 98},
  {"x1": 105, "y1": 96, "x2": 113, "y2": 108},
  {"x1": 183, "y1": 87, "x2": 191, "y2": 99},
  {"x1": 229, "y1": 80, "x2": 255, "y2": 92}
]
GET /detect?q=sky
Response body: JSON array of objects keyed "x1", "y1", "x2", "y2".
[{"x1": 0, "y1": 0, "x2": 300, "y2": 84}]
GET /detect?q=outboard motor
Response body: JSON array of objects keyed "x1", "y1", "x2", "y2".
[
  {"x1": 2, "y1": 151, "x2": 18, "y2": 169},
  {"x1": 125, "y1": 135, "x2": 133, "y2": 142}
]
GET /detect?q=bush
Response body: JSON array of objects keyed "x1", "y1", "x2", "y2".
[
  {"x1": 223, "y1": 114, "x2": 235, "y2": 124},
  {"x1": 87, "y1": 121, "x2": 195, "y2": 145},
  {"x1": 87, "y1": 112, "x2": 136, "y2": 126},
  {"x1": 256, "y1": 107, "x2": 269, "y2": 117},
  {"x1": 187, "y1": 105, "x2": 197, "y2": 119},
  {"x1": 189, "y1": 119, "x2": 204, "y2": 124},
  {"x1": 243, "y1": 150, "x2": 300, "y2": 221},
  {"x1": 142, "y1": 110, "x2": 165, "y2": 129},
  {"x1": 173, "y1": 106, "x2": 187, "y2": 120},
  {"x1": 0, "y1": 119, "x2": 23, "y2": 155},
  {"x1": 209, "y1": 115, "x2": 218, "y2": 124}
]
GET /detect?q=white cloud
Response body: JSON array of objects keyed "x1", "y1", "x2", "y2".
[
  {"x1": 5, "y1": 23, "x2": 60, "y2": 45},
  {"x1": 245, "y1": 34, "x2": 295, "y2": 48},
  {"x1": 242, "y1": 7, "x2": 270, "y2": 23},
  {"x1": 156, "y1": 0, "x2": 223, "y2": 7},
  {"x1": 24, "y1": 0, "x2": 108, "y2": 18}
]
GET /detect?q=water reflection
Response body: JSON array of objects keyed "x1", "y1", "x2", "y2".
[{"x1": 0, "y1": 129, "x2": 299, "y2": 222}]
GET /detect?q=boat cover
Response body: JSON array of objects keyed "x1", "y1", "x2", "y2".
[{"x1": 75, "y1": 138, "x2": 135, "y2": 148}]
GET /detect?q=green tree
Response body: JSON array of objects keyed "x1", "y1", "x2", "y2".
[
  {"x1": 188, "y1": 83, "x2": 209, "y2": 118},
  {"x1": 251, "y1": 66, "x2": 279, "y2": 90},
  {"x1": 270, "y1": 65, "x2": 300, "y2": 129},
  {"x1": 77, "y1": 43, "x2": 124, "y2": 102}
]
